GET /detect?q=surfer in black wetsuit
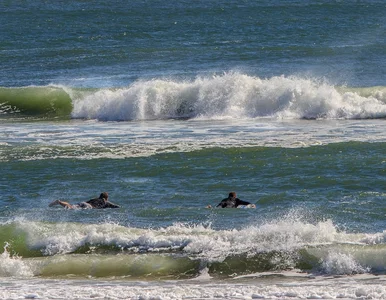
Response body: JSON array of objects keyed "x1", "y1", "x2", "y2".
[
  {"x1": 209, "y1": 192, "x2": 255, "y2": 208},
  {"x1": 49, "y1": 192, "x2": 120, "y2": 209}
]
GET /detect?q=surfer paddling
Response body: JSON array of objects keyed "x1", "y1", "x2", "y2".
[
  {"x1": 207, "y1": 192, "x2": 255, "y2": 208},
  {"x1": 49, "y1": 192, "x2": 120, "y2": 209}
]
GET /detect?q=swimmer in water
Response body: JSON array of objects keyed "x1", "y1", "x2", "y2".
[
  {"x1": 207, "y1": 192, "x2": 255, "y2": 208},
  {"x1": 49, "y1": 192, "x2": 120, "y2": 209}
]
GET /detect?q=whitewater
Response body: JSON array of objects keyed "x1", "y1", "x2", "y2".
[
  {"x1": 2, "y1": 0, "x2": 386, "y2": 299},
  {"x1": 2, "y1": 74, "x2": 386, "y2": 121},
  {"x1": 3, "y1": 217, "x2": 386, "y2": 299},
  {"x1": 3, "y1": 76, "x2": 386, "y2": 299}
]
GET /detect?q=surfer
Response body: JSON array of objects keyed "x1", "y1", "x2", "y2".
[
  {"x1": 207, "y1": 192, "x2": 255, "y2": 208},
  {"x1": 49, "y1": 192, "x2": 120, "y2": 209}
]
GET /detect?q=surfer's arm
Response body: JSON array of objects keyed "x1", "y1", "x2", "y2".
[
  {"x1": 48, "y1": 200, "x2": 73, "y2": 209},
  {"x1": 235, "y1": 198, "x2": 251, "y2": 206},
  {"x1": 215, "y1": 198, "x2": 228, "y2": 208},
  {"x1": 103, "y1": 201, "x2": 120, "y2": 208}
]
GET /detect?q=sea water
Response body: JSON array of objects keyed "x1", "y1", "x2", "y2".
[{"x1": 1, "y1": 1, "x2": 386, "y2": 299}]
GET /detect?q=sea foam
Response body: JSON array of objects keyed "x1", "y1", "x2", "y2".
[
  {"x1": 70, "y1": 73, "x2": 386, "y2": 121},
  {"x1": 0, "y1": 243, "x2": 33, "y2": 277},
  {"x1": 3, "y1": 217, "x2": 386, "y2": 278}
]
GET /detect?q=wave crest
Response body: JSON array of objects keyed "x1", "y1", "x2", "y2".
[
  {"x1": 71, "y1": 73, "x2": 386, "y2": 121},
  {"x1": 2, "y1": 74, "x2": 386, "y2": 121},
  {"x1": 3, "y1": 219, "x2": 386, "y2": 278},
  {"x1": 0, "y1": 86, "x2": 73, "y2": 117}
]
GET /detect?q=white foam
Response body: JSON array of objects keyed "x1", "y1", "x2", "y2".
[
  {"x1": 2, "y1": 276, "x2": 386, "y2": 299},
  {"x1": 4, "y1": 111, "x2": 386, "y2": 162},
  {"x1": 3, "y1": 217, "x2": 386, "y2": 281},
  {"x1": 70, "y1": 73, "x2": 386, "y2": 121},
  {"x1": 0, "y1": 243, "x2": 33, "y2": 277},
  {"x1": 321, "y1": 252, "x2": 369, "y2": 275},
  {"x1": 12, "y1": 218, "x2": 354, "y2": 260}
]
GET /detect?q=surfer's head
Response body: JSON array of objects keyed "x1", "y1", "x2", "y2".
[
  {"x1": 229, "y1": 192, "x2": 236, "y2": 198},
  {"x1": 99, "y1": 192, "x2": 108, "y2": 200}
]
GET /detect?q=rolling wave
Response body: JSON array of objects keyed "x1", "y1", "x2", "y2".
[
  {"x1": 0, "y1": 86, "x2": 73, "y2": 117},
  {"x1": 2, "y1": 74, "x2": 386, "y2": 121},
  {"x1": 1, "y1": 219, "x2": 386, "y2": 278}
]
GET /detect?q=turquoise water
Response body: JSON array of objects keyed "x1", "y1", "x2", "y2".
[{"x1": 2, "y1": 1, "x2": 386, "y2": 299}]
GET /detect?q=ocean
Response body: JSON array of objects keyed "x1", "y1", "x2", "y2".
[{"x1": 1, "y1": 0, "x2": 386, "y2": 299}]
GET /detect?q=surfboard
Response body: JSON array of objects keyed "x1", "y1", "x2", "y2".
[
  {"x1": 237, "y1": 204, "x2": 256, "y2": 209},
  {"x1": 205, "y1": 204, "x2": 256, "y2": 209}
]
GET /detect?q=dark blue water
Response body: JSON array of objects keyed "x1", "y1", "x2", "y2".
[{"x1": 1, "y1": 0, "x2": 385, "y2": 87}]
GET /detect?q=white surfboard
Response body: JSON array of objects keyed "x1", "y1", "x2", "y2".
[{"x1": 237, "y1": 204, "x2": 256, "y2": 209}]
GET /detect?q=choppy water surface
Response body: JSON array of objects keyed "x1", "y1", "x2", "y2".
[{"x1": 2, "y1": 0, "x2": 386, "y2": 299}]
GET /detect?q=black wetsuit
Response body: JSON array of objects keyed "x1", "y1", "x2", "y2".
[
  {"x1": 216, "y1": 196, "x2": 251, "y2": 208},
  {"x1": 86, "y1": 197, "x2": 120, "y2": 209}
]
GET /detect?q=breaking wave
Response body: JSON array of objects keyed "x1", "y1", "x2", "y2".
[
  {"x1": 2, "y1": 73, "x2": 386, "y2": 121},
  {"x1": 2, "y1": 218, "x2": 386, "y2": 278}
]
